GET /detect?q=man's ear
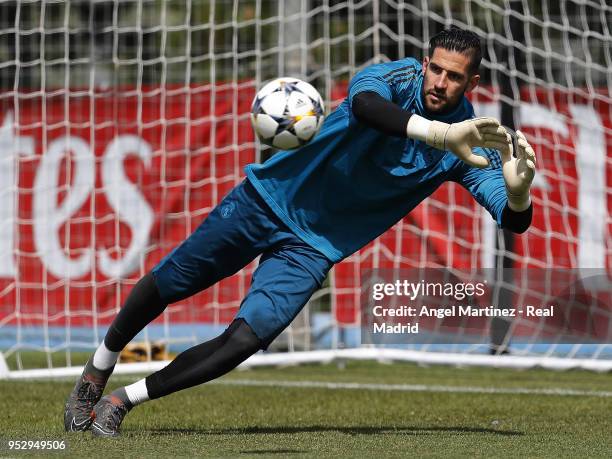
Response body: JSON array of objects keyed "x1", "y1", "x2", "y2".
[
  {"x1": 422, "y1": 56, "x2": 430, "y2": 73},
  {"x1": 466, "y1": 73, "x2": 480, "y2": 93}
]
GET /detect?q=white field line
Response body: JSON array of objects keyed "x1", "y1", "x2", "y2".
[
  {"x1": 5, "y1": 349, "x2": 612, "y2": 380},
  {"x1": 209, "y1": 378, "x2": 612, "y2": 398}
]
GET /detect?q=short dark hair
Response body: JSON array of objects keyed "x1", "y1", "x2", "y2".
[{"x1": 429, "y1": 28, "x2": 482, "y2": 74}]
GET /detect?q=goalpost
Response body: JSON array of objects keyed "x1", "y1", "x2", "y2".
[{"x1": 0, "y1": 0, "x2": 610, "y2": 379}]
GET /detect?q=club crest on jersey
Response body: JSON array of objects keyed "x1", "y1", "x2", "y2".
[{"x1": 220, "y1": 201, "x2": 236, "y2": 219}]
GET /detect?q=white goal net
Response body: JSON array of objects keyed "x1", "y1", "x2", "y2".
[{"x1": 0, "y1": 0, "x2": 610, "y2": 378}]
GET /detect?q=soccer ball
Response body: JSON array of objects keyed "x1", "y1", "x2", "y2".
[{"x1": 251, "y1": 77, "x2": 325, "y2": 150}]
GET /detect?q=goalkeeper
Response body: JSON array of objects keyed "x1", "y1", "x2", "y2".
[{"x1": 65, "y1": 28, "x2": 536, "y2": 437}]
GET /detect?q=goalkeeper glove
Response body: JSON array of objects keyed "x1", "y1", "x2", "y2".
[
  {"x1": 501, "y1": 129, "x2": 536, "y2": 212},
  {"x1": 407, "y1": 115, "x2": 510, "y2": 168}
]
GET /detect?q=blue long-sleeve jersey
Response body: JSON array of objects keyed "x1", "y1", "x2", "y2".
[{"x1": 245, "y1": 58, "x2": 507, "y2": 262}]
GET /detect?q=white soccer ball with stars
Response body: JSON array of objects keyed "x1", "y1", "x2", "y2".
[{"x1": 251, "y1": 77, "x2": 325, "y2": 150}]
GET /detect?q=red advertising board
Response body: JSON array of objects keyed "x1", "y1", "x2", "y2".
[{"x1": 0, "y1": 84, "x2": 609, "y2": 330}]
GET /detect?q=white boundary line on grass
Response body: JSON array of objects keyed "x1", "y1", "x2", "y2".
[
  {"x1": 6, "y1": 349, "x2": 612, "y2": 380},
  {"x1": 212, "y1": 379, "x2": 612, "y2": 398}
]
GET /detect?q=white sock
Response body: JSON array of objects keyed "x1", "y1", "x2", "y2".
[
  {"x1": 92, "y1": 341, "x2": 120, "y2": 371},
  {"x1": 124, "y1": 378, "x2": 150, "y2": 406}
]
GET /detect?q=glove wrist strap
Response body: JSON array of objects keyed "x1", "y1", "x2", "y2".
[
  {"x1": 506, "y1": 188, "x2": 531, "y2": 212},
  {"x1": 405, "y1": 114, "x2": 431, "y2": 141},
  {"x1": 426, "y1": 120, "x2": 451, "y2": 151}
]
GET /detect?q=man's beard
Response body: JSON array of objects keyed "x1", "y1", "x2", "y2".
[{"x1": 422, "y1": 88, "x2": 463, "y2": 115}]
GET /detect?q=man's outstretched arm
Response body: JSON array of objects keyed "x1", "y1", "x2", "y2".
[
  {"x1": 351, "y1": 91, "x2": 413, "y2": 137},
  {"x1": 352, "y1": 91, "x2": 509, "y2": 168},
  {"x1": 453, "y1": 165, "x2": 535, "y2": 234}
]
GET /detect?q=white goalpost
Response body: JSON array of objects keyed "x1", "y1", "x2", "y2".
[{"x1": 0, "y1": 0, "x2": 610, "y2": 380}]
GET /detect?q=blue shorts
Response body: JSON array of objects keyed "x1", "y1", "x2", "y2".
[{"x1": 152, "y1": 179, "x2": 333, "y2": 347}]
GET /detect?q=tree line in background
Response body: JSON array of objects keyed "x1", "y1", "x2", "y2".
[{"x1": 0, "y1": 0, "x2": 608, "y2": 91}]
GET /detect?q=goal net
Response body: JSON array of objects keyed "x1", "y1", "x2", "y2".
[{"x1": 0, "y1": 0, "x2": 610, "y2": 378}]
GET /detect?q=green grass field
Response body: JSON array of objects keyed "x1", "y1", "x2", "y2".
[{"x1": 1, "y1": 359, "x2": 611, "y2": 458}]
